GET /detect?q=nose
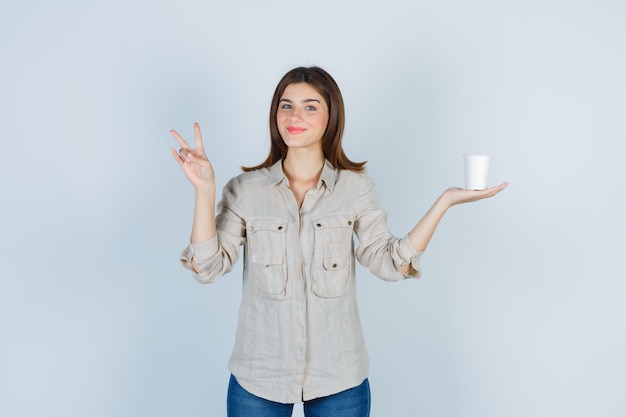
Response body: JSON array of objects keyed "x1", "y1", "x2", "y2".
[{"x1": 289, "y1": 107, "x2": 303, "y2": 123}]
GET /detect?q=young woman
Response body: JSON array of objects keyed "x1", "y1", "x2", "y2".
[{"x1": 170, "y1": 66, "x2": 508, "y2": 417}]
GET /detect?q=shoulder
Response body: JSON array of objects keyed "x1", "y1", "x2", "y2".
[
  {"x1": 226, "y1": 167, "x2": 272, "y2": 189},
  {"x1": 336, "y1": 168, "x2": 377, "y2": 191},
  {"x1": 219, "y1": 168, "x2": 273, "y2": 211}
]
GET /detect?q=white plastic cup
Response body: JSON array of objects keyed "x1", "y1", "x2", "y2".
[{"x1": 463, "y1": 154, "x2": 491, "y2": 190}]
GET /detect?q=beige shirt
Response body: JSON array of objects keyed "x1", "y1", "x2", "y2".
[{"x1": 180, "y1": 159, "x2": 422, "y2": 404}]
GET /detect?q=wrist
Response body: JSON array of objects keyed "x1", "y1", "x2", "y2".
[
  {"x1": 436, "y1": 190, "x2": 455, "y2": 211},
  {"x1": 194, "y1": 184, "x2": 215, "y2": 198}
]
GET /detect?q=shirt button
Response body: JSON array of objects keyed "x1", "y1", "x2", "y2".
[
  {"x1": 348, "y1": 221, "x2": 352, "y2": 226},
  {"x1": 316, "y1": 223, "x2": 322, "y2": 228},
  {"x1": 332, "y1": 263, "x2": 337, "y2": 268},
  {"x1": 278, "y1": 226, "x2": 283, "y2": 230}
]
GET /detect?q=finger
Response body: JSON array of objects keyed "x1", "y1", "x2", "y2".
[
  {"x1": 170, "y1": 148, "x2": 185, "y2": 166},
  {"x1": 185, "y1": 152, "x2": 209, "y2": 166},
  {"x1": 186, "y1": 152, "x2": 215, "y2": 175},
  {"x1": 487, "y1": 182, "x2": 509, "y2": 194},
  {"x1": 170, "y1": 129, "x2": 191, "y2": 150},
  {"x1": 194, "y1": 122, "x2": 205, "y2": 153},
  {"x1": 481, "y1": 182, "x2": 509, "y2": 198}
]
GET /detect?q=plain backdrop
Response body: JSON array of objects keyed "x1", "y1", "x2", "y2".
[{"x1": 1, "y1": 1, "x2": 625, "y2": 416}]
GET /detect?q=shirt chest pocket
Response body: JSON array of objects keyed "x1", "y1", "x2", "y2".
[
  {"x1": 246, "y1": 217, "x2": 289, "y2": 300},
  {"x1": 312, "y1": 212, "x2": 355, "y2": 298}
]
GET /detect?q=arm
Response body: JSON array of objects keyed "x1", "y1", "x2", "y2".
[
  {"x1": 178, "y1": 179, "x2": 246, "y2": 283},
  {"x1": 190, "y1": 188, "x2": 217, "y2": 244},
  {"x1": 170, "y1": 123, "x2": 217, "y2": 270},
  {"x1": 401, "y1": 182, "x2": 509, "y2": 274}
]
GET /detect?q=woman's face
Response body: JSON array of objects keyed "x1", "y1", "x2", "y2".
[{"x1": 276, "y1": 82, "x2": 329, "y2": 152}]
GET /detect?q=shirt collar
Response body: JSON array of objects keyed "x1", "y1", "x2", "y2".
[
  {"x1": 319, "y1": 159, "x2": 337, "y2": 192},
  {"x1": 267, "y1": 159, "x2": 338, "y2": 192},
  {"x1": 268, "y1": 160, "x2": 287, "y2": 185}
]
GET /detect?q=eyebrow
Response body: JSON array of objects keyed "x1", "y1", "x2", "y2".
[{"x1": 279, "y1": 98, "x2": 321, "y2": 104}]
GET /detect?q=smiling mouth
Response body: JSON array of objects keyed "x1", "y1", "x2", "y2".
[{"x1": 287, "y1": 126, "x2": 305, "y2": 134}]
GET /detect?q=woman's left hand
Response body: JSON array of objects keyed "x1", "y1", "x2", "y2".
[{"x1": 440, "y1": 182, "x2": 509, "y2": 207}]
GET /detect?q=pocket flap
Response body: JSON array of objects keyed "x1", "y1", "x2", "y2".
[
  {"x1": 322, "y1": 256, "x2": 349, "y2": 271},
  {"x1": 247, "y1": 217, "x2": 287, "y2": 234},
  {"x1": 312, "y1": 212, "x2": 354, "y2": 230}
]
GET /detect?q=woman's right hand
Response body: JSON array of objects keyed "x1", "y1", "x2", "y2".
[{"x1": 170, "y1": 122, "x2": 215, "y2": 193}]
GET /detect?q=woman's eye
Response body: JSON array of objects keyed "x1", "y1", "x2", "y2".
[
  {"x1": 305, "y1": 105, "x2": 316, "y2": 111},
  {"x1": 280, "y1": 103, "x2": 292, "y2": 109}
]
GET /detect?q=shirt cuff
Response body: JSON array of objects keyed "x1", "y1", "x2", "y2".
[
  {"x1": 398, "y1": 235, "x2": 423, "y2": 278},
  {"x1": 179, "y1": 236, "x2": 220, "y2": 270}
]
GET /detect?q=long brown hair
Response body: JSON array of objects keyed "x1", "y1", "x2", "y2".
[{"x1": 242, "y1": 66, "x2": 366, "y2": 172}]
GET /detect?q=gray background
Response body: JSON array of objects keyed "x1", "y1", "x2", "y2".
[{"x1": 1, "y1": 0, "x2": 624, "y2": 416}]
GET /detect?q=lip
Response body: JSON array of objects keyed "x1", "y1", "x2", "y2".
[{"x1": 287, "y1": 126, "x2": 306, "y2": 134}]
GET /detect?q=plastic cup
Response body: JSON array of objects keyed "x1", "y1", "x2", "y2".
[{"x1": 463, "y1": 154, "x2": 491, "y2": 190}]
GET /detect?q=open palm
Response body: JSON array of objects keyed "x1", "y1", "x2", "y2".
[{"x1": 442, "y1": 182, "x2": 509, "y2": 207}]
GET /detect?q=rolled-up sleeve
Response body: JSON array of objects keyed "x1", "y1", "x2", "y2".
[
  {"x1": 353, "y1": 175, "x2": 423, "y2": 281},
  {"x1": 179, "y1": 178, "x2": 246, "y2": 283},
  {"x1": 396, "y1": 235, "x2": 423, "y2": 278}
]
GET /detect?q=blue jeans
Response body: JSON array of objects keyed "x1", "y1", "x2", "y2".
[{"x1": 227, "y1": 374, "x2": 371, "y2": 417}]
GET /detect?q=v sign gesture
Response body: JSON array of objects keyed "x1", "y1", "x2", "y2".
[
  {"x1": 170, "y1": 122, "x2": 217, "y2": 244},
  {"x1": 170, "y1": 122, "x2": 216, "y2": 193}
]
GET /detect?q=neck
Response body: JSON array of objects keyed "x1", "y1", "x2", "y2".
[{"x1": 283, "y1": 149, "x2": 325, "y2": 183}]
